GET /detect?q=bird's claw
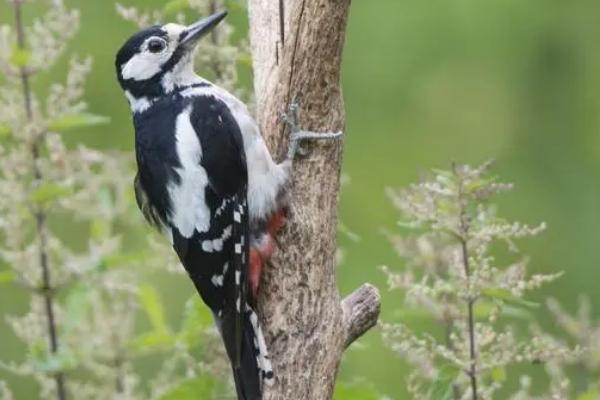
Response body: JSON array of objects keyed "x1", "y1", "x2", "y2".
[{"x1": 280, "y1": 100, "x2": 343, "y2": 162}]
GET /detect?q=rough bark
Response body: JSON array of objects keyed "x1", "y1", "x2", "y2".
[{"x1": 248, "y1": 1, "x2": 381, "y2": 399}]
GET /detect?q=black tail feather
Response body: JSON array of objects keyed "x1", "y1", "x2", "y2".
[{"x1": 231, "y1": 311, "x2": 262, "y2": 400}]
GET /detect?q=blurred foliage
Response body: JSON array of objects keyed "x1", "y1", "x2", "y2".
[
  {"x1": 0, "y1": 0, "x2": 599, "y2": 399},
  {"x1": 381, "y1": 163, "x2": 578, "y2": 399}
]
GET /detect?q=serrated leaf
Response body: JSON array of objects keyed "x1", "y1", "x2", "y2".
[
  {"x1": 158, "y1": 376, "x2": 217, "y2": 400},
  {"x1": 138, "y1": 284, "x2": 169, "y2": 333},
  {"x1": 30, "y1": 183, "x2": 71, "y2": 204},
  {"x1": 9, "y1": 47, "x2": 31, "y2": 67},
  {"x1": 163, "y1": 0, "x2": 190, "y2": 15},
  {"x1": 333, "y1": 384, "x2": 380, "y2": 400},
  {"x1": 47, "y1": 113, "x2": 109, "y2": 132},
  {"x1": 482, "y1": 288, "x2": 539, "y2": 308},
  {"x1": 0, "y1": 270, "x2": 15, "y2": 284}
]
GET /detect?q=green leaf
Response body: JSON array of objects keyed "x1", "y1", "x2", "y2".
[
  {"x1": 465, "y1": 176, "x2": 497, "y2": 193},
  {"x1": 429, "y1": 378, "x2": 453, "y2": 400},
  {"x1": 30, "y1": 183, "x2": 71, "y2": 204},
  {"x1": 577, "y1": 390, "x2": 600, "y2": 400},
  {"x1": 131, "y1": 331, "x2": 175, "y2": 352},
  {"x1": 482, "y1": 288, "x2": 539, "y2": 308},
  {"x1": 97, "y1": 251, "x2": 147, "y2": 271},
  {"x1": 429, "y1": 365, "x2": 459, "y2": 400},
  {"x1": 32, "y1": 350, "x2": 77, "y2": 373},
  {"x1": 502, "y1": 305, "x2": 534, "y2": 319},
  {"x1": 0, "y1": 124, "x2": 11, "y2": 138},
  {"x1": 473, "y1": 302, "x2": 532, "y2": 320},
  {"x1": 47, "y1": 113, "x2": 109, "y2": 132},
  {"x1": 61, "y1": 285, "x2": 90, "y2": 336},
  {"x1": 9, "y1": 47, "x2": 31, "y2": 67},
  {"x1": 138, "y1": 284, "x2": 169, "y2": 333},
  {"x1": 490, "y1": 367, "x2": 506, "y2": 383},
  {"x1": 0, "y1": 270, "x2": 15, "y2": 284},
  {"x1": 393, "y1": 306, "x2": 434, "y2": 322},
  {"x1": 178, "y1": 296, "x2": 213, "y2": 346},
  {"x1": 333, "y1": 383, "x2": 380, "y2": 400},
  {"x1": 158, "y1": 376, "x2": 217, "y2": 400},
  {"x1": 237, "y1": 53, "x2": 253, "y2": 67},
  {"x1": 163, "y1": 0, "x2": 190, "y2": 15},
  {"x1": 90, "y1": 219, "x2": 111, "y2": 241}
]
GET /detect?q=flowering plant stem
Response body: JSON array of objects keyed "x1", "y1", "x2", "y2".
[
  {"x1": 456, "y1": 165, "x2": 479, "y2": 400},
  {"x1": 11, "y1": 1, "x2": 67, "y2": 399}
]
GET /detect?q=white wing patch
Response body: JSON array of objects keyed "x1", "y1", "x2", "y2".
[
  {"x1": 167, "y1": 106, "x2": 211, "y2": 238},
  {"x1": 179, "y1": 84, "x2": 289, "y2": 223},
  {"x1": 200, "y1": 225, "x2": 232, "y2": 253}
]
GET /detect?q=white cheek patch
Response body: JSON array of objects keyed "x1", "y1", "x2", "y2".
[
  {"x1": 121, "y1": 35, "x2": 176, "y2": 81},
  {"x1": 121, "y1": 52, "x2": 163, "y2": 81}
]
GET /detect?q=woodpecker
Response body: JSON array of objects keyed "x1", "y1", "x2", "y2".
[{"x1": 115, "y1": 11, "x2": 339, "y2": 400}]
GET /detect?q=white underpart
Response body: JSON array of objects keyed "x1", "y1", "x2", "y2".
[
  {"x1": 162, "y1": 51, "x2": 200, "y2": 92},
  {"x1": 180, "y1": 84, "x2": 288, "y2": 223},
  {"x1": 161, "y1": 23, "x2": 202, "y2": 92},
  {"x1": 167, "y1": 106, "x2": 211, "y2": 237}
]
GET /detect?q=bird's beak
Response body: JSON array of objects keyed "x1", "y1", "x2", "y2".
[{"x1": 179, "y1": 10, "x2": 228, "y2": 50}]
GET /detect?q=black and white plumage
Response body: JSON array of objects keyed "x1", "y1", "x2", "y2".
[{"x1": 115, "y1": 11, "x2": 282, "y2": 400}]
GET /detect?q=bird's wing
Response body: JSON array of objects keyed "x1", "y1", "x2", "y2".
[
  {"x1": 171, "y1": 94, "x2": 249, "y2": 368},
  {"x1": 134, "y1": 172, "x2": 166, "y2": 230}
]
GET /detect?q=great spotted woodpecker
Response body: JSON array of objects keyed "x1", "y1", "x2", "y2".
[{"x1": 115, "y1": 11, "x2": 340, "y2": 400}]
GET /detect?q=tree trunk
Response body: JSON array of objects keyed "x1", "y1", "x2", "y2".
[{"x1": 248, "y1": 1, "x2": 381, "y2": 399}]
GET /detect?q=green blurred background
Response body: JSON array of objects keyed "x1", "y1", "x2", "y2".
[{"x1": 2, "y1": 0, "x2": 600, "y2": 398}]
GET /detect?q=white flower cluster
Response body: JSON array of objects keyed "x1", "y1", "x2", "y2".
[
  {"x1": 381, "y1": 162, "x2": 577, "y2": 399},
  {"x1": 27, "y1": 0, "x2": 79, "y2": 72},
  {"x1": 0, "y1": 1, "x2": 234, "y2": 399}
]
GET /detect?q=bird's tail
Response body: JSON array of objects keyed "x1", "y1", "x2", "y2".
[{"x1": 231, "y1": 306, "x2": 274, "y2": 400}]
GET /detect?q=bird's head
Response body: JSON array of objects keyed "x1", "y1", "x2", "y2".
[{"x1": 115, "y1": 11, "x2": 227, "y2": 102}]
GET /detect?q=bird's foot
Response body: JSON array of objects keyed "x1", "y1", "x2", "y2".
[{"x1": 280, "y1": 99, "x2": 343, "y2": 162}]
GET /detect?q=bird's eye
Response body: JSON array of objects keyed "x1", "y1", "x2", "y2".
[{"x1": 147, "y1": 38, "x2": 166, "y2": 53}]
